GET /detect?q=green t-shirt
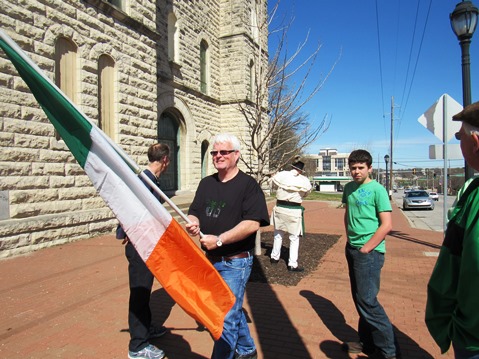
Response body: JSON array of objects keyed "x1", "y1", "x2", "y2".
[{"x1": 342, "y1": 180, "x2": 392, "y2": 253}]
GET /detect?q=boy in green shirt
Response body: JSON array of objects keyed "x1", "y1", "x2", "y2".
[{"x1": 341, "y1": 149, "x2": 399, "y2": 359}]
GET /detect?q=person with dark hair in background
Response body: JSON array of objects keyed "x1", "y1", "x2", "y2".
[
  {"x1": 186, "y1": 133, "x2": 269, "y2": 359},
  {"x1": 341, "y1": 149, "x2": 399, "y2": 359},
  {"x1": 117, "y1": 143, "x2": 170, "y2": 359},
  {"x1": 426, "y1": 102, "x2": 479, "y2": 359}
]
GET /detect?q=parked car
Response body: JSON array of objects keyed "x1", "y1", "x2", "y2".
[
  {"x1": 429, "y1": 192, "x2": 439, "y2": 201},
  {"x1": 403, "y1": 190, "x2": 434, "y2": 210}
]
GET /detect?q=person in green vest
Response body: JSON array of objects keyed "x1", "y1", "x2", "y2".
[{"x1": 426, "y1": 101, "x2": 479, "y2": 359}]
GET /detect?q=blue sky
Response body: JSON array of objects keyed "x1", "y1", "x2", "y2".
[{"x1": 268, "y1": 0, "x2": 479, "y2": 171}]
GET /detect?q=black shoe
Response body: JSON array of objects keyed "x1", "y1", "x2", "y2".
[
  {"x1": 270, "y1": 258, "x2": 279, "y2": 264},
  {"x1": 366, "y1": 349, "x2": 397, "y2": 359},
  {"x1": 235, "y1": 349, "x2": 257, "y2": 359},
  {"x1": 287, "y1": 266, "x2": 304, "y2": 272}
]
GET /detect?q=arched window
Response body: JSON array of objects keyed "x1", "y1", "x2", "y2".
[
  {"x1": 98, "y1": 54, "x2": 115, "y2": 139},
  {"x1": 55, "y1": 37, "x2": 77, "y2": 140},
  {"x1": 200, "y1": 40, "x2": 209, "y2": 94},
  {"x1": 158, "y1": 112, "x2": 179, "y2": 191},
  {"x1": 251, "y1": 0, "x2": 259, "y2": 42},
  {"x1": 201, "y1": 140, "x2": 209, "y2": 178},
  {"x1": 168, "y1": 12, "x2": 179, "y2": 63},
  {"x1": 249, "y1": 59, "x2": 255, "y2": 100},
  {"x1": 55, "y1": 37, "x2": 77, "y2": 103}
]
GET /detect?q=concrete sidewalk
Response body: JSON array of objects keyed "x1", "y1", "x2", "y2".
[{"x1": 0, "y1": 200, "x2": 450, "y2": 358}]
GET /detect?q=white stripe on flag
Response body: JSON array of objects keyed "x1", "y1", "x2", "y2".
[{"x1": 85, "y1": 129, "x2": 171, "y2": 261}]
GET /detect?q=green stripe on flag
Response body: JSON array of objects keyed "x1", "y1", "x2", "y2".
[{"x1": 0, "y1": 33, "x2": 92, "y2": 168}]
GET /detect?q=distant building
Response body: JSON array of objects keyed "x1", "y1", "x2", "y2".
[{"x1": 305, "y1": 148, "x2": 351, "y2": 192}]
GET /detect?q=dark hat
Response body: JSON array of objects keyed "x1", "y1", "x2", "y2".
[
  {"x1": 291, "y1": 161, "x2": 305, "y2": 172},
  {"x1": 452, "y1": 101, "x2": 479, "y2": 127}
]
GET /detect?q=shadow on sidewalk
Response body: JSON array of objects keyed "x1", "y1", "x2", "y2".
[
  {"x1": 389, "y1": 230, "x2": 441, "y2": 249},
  {"x1": 300, "y1": 290, "x2": 434, "y2": 359},
  {"x1": 248, "y1": 252, "x2": 313, "y2": 358},
  {"x1": 149, "y1": 288, "x2": 208, "y2": 358},
  {"x1": 301, "y1": 290, "x2": 357, "y2": 358}
]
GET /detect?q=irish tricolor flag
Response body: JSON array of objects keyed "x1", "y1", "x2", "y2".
[{"x1": 0, "y1": 29, "x2": 234, "y2": 340}]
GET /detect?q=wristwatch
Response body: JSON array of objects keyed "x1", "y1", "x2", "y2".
[{"x1": 216, "y1": 236, "x2": 223, "y2": 247}]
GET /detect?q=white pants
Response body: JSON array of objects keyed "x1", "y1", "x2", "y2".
[{"x1": 271, "y1": 229, "x2": 300, "y2": 268}]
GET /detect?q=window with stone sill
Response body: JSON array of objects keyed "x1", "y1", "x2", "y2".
[
  {"x1": 55, "y1": 37, "x2": 78, "y2": 141},
  {"x1": 98, "y1": 54, "x2": 116, "y2": 140},
  {"x1": 107, "y1": 0, "x2": 125, "y2": 12},
  {"x1": 200, "y1": 40, "x2": 209, "y2": 94},
  {"x1": 168, "y1": 12, "x2": 180, "y2": 64}
]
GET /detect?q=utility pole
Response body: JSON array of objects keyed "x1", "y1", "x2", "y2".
[
  {"x1": 389, "y1": 97, "x2": 394, "y2": 199},
  {"x1": 376, "y1": 153, "x2": 379, "y2": 181}
]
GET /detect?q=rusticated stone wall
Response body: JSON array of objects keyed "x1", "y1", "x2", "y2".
[{"x1": 0, "y1": 0, "x2": 268, "y2": 258}]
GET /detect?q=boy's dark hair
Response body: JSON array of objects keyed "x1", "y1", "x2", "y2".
[
  {"x1": 147, "y1": 143, "x2": 170, "y2": 162},
  {"x1": 348, "y1": 149, "x2": 372, "y2": 167}
]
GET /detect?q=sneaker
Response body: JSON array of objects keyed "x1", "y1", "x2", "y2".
[
  {"x1": 235, "y1": 349, "x2": 257, "y2": 359},
  {"x1": 367, "y1": 350, "x2": 397, "y2": 359},
  {"x1": 342, "y1": 342, "x2": 377, "y2": 356},
  {"x1": 148, "y1": 326, "x2": 168, "y2": 339},
  {"x1": 270, "y1": 258, "x2": 279, "y2": 264},
  {"x1": 341, "y1": 341, "x2": 363, "y2": 354},
  {"x1": 287, "y1": 265, "x2": 304, "y2": 272},
  {"x1": 128, "y1": 344, "x2": 165, "y2": 359}
]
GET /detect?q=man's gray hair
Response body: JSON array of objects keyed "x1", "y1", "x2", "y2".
[
  {"x1": 212, "y1": 133, "x2": 241, "y2": 151},
  {"x1": 463, "y1": 122, "x2": 479, "y2": 136}
]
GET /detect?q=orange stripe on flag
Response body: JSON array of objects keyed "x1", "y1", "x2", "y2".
[{"x1": 146, "y1": 219, "x2": 235, "y2": 340}]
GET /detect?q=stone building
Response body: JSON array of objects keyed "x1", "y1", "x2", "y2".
[{"x1": 0, "y1": 0, "x2": 268, "y2": 258}]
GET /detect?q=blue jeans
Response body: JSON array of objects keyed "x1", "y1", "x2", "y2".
[
  {"x1": 345, "y1": 244, "x2": 397, "y2": 358},
  {"x1": 454, "y1": 343, "x2": 479, "y2": 359},
  {"x1": 211, "y1": 254, "x2": 255, "y2": 359}
]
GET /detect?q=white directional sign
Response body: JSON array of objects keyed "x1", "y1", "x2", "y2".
[
  {"x1": 418, "y1": 94, "x2": 463, "y2": 142},
  {"x1": 429, "y1": 144, "x2": 463, "y2": 160}
]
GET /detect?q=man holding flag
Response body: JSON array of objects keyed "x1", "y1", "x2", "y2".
[
  {"x1": 116, "y1": 143, "x2": 170, "y2": 359},
  {"x1": 186, "y1": 133, "x2": 269, "y2": 359}
]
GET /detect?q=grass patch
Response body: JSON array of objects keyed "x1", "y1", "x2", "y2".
[{"x1": 305, "y1": 191, "x2": 343, "y2": 201}]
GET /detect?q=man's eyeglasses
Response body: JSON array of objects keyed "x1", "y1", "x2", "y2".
[
  {"x1": 210, "y1": 150, "x2": 236, "y2": 156},
  {"x1": 455, "y1": 132, "x2": 461, "y2": 140}
]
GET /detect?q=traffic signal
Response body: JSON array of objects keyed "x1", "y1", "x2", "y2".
[{"x1": 412, "y1": 168, "x2": 416, "y2": 175}]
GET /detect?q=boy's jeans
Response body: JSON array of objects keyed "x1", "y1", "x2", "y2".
[
  {"x1": 211, "y1": 255, "x2": 256, "y2": 359},
  {"x1": 345, "y1": 243, "x2": 397, "y2": 358},
  {"x1": 454, "y1": 343, "x2": 479, "y2": 359}
]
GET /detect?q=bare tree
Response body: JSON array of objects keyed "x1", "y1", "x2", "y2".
[{"x1": 234, "y1": 1, "x2": 339, "y2": 187}]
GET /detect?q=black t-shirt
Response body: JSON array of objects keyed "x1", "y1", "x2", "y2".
[
  {"x1": 141, "y1": 169, "x2": 164, "y2": 204},
  {"x1": 188, "y1": 170, "x2": 269, "y2": 256}
]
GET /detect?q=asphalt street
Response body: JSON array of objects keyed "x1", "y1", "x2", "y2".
[{"x1": 392, "y1": 190, "x2": 455, "y2": 233}]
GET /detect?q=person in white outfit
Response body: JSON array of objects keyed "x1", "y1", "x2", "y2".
[{"x1": 270, "y1": 160, "x2": 312, "y2": 272}]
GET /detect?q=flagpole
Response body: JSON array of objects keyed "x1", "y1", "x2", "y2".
[{"x1": 139, "y1": 173, "x2": 196, "y2": 223}]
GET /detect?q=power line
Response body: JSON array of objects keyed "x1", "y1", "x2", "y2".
[
  {"x1": 374, "y1": 0, "x2": 388, "y2": 142},
  {"x1": 398, "y1": 0, "x2": 433, "y2": 124}
]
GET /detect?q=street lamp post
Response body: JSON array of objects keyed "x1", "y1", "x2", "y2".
[
  {"x1": 450, "y1": 0, "x2": 479, "y2": 180},
  {"x1": 384, "y1": 154, "x2": 390, "y2": 199}
]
